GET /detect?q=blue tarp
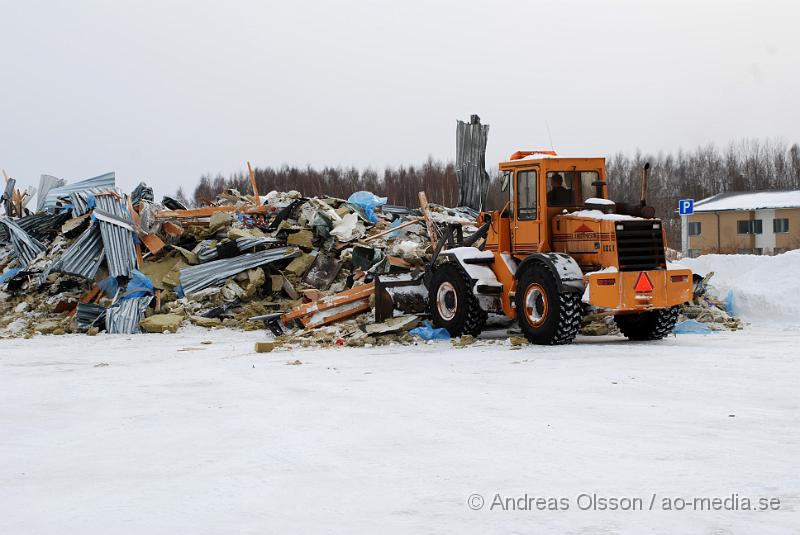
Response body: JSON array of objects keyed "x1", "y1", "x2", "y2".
[
  {"x1": 347, "y1": 191, "x2": 387, "y2": 224},
  {"x1": 410, "y1": 320, "x2": 451, "y2": 341},
  {"x1": 724, "y1": 289, "x2": 735, "y2": 315},
  {"x1": 97, "y1": 275, "x2": 119, "y2": 297},
  {"x1": 386, "y1": 218, "x2": 405, "y2": 238},
  {"x1": 0, "y1": 268, "x2": 22, "y2": 285},
  {"x1": 121, "y1": 270, "x2": 154, "y2": 300},
  {"x1": 673, "y1": 319, "x2": 714, "y2": 334}
]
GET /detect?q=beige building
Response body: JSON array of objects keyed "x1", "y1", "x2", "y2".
[{"x1": 681, "y1": 190, "x2": 800, "y2": 257}]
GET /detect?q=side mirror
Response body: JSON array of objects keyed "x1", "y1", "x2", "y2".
[{"x1": 501, "y1": 172, "x2": 510, "y2": 192}]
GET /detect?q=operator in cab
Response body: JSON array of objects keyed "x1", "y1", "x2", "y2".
[{"x1": 547, "y1": 173, "x2": 573, "y2": 206}]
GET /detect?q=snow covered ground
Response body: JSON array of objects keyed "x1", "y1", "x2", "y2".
[{"x1": 1, "y1": 325, "x2": 798, "y2": 534}]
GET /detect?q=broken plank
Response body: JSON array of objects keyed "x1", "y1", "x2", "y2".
[
  {"x1": 247, "y1": 161, "x2": 260, "y2": 205},
  {"x1": 300, "y1": 300, "x2": 371, "y2": 329},
  {"x1": 418, "y1": 191, "x2": 437, "y2": 248},
  {"x1": 281, "y1": 282, "x2": 374, "y2": 323},
  {"x1": 140, "y1": 233, "x2": 166, "y2": 255},
  {"x1": 362, "y1": 217, "x2": 423, "y2": 242}
]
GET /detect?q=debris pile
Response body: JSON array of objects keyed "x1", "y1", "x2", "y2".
[
  {"x1": 676, "y1": 272, "x2": 742, "y2": 331},
  {"x1": 0, "y1": 171, "x2": 479, "y2": 346}
]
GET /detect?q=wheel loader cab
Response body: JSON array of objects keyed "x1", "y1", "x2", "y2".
[{"x1": 498, "y1": 156, "x2": 609, "y2": 256}]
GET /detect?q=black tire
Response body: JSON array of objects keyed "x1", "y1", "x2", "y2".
[
  {"x1": 429, "y1": 263, "x2": 487, "y2": 337},
  {"x1": 614, "y1": 307, "x2": 680, "y2": 341},
  {"x1": 515, "y1": 264, "x2": 582, "y2": 345}
]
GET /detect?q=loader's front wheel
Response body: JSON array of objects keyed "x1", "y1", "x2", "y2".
[
  {"x1": 614, "y1": 307, "x2": 680, "y2": 341},
  {"x1": 515, "y1": 264, "x2": 582, "y2": 345},
  {"x1": 429, "y1": 263, "x2": 487, "y2": 337}
]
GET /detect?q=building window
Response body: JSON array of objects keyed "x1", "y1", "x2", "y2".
[
  {"x1": 754, "y1": 248, "x2": 763, "y2": 255},
  {"x1": 737, "y1": 220, "x2": 749, "y2": 234},
  {"x1": 686, "y1": 249, "x2": 701, "y2": 258},
  {"x1": 688, "y1": 222, "x2": 701, "y2": 236},
  {"x1": 737, "y1": 220, "x2": 762, "y2": 234},
  {"x1": 773, "y1": 218, "x2": 789, "y2": 233}
]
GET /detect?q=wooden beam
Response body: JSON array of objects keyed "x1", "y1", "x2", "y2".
[
  {"x1": 161, "y1": 221, "x2": 183, "y2": 237},
  {"x1": 281, "y1": 282, "x2": 375, "y2": 323},
  {"x1": 418, "y1": 191, "x2": 437, "y2": 248},
  {"x1": 247, "y1": 161, "x2": 260, "y2": 205},
  {"x1": 140, "y1": 233, "x2": 166, "y2": 255},
  {"x1": 300, "y1": 300, "x2": 371, "y2": 329},
  {"x1": 362, "y1": 217, "x2": 423, "y2": 243}
]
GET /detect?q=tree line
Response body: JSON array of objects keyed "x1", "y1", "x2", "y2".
[
  {"x1": 186, "y1": 138, "x2": 800, "y2": 246},
  {"x1": 604, "y1": 139, "x2": 800, "y2": 247},
  {"x1": 186, "y1": 157, "x2": 460, "y2": 209}
]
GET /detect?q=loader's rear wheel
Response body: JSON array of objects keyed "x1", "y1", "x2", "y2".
[
  {"x1": 429, "y1": 263, "x2": 487, "y2": 337},
  {"x1": 614, "y1": 307, "x2": 680, "y2": 341},
  {"x1": 515, "y1": 264, "x2": 582, "y2": 345}
]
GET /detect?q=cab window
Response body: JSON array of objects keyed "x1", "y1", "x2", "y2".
[
  {"x1": 545, "y1": 171, "x2": 600, "y2": 206},
  {"x1": 516, "y1": 170, "x2": 537, "y2": 220}
]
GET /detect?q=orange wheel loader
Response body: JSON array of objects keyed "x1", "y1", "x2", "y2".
[{"x1": 426, "y1": 152, "x2": 693, "y2": 345}]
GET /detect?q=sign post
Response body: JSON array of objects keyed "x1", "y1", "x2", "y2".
[{"x1": 679, "y1": 199, "x2": 694, "y2": 254}]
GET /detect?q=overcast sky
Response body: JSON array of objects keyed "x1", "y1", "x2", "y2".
[{"x1": 2, "y1": 0, "x2": 798, "y2": 197}]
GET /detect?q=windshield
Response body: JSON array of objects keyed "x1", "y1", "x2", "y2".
[{"x1": 545, "y1": 171, "x2": 600, "y2": 207}]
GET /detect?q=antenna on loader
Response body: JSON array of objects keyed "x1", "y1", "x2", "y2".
[{"x1": 545, "y1": 121, "x2": 555, "y2": 152}]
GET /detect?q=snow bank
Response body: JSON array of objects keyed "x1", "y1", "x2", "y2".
[{"x1": 681, "y1": 250, "x2": 800, "y2": 324}]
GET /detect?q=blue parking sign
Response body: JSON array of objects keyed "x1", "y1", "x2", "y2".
[{"x1": 679, "y1": 199, "x2": 694, "y2": 215}]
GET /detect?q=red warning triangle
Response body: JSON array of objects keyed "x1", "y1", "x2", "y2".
[
  {"x1": 634, "y1": 272, "x2": 654, "y2": 292},
  {"x1": 575, "y1": 224, "x2": 593, "y2": 233}
]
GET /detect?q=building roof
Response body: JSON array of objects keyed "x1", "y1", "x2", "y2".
[{"x1": 692, "y1": 190, "x2": 800, "y2": 212}]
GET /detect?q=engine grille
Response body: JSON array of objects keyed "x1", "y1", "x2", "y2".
[{"x1": 615, "y1": 220, "x2": 667, "y2": 271}]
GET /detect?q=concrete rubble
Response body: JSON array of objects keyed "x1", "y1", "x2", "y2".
[{"x1": 0, "y1": 173, "x2": 481, "y2": 347}]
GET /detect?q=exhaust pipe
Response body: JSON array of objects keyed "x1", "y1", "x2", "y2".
[{"x1": 616, "y1": 162, "x2": 656, "y2": 218}]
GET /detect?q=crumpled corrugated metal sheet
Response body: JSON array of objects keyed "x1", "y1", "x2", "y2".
[
  {"x1": 0, "y1": 217, "x2": 47, "y2": 267},
  {"x1": 196, "y1": 237, "x2": 281, "y2": 263},
  {"x1": 2, "y1": 178, "x2": 16, "y2": 216},
  {"x1": 105, "y1": 296, "x2": 152, "y2": 334},
  {"x1": 42, "y1": 172, "x2": 116, "y2": 213},
  {"x1": 179, "y1": 246, "x2": 299, "y2": 295},
  {"x1": 68, "y1": 187, "x2": 119, "y2": 217},
  {"x1": 36, "y1": 175, "x2": 66, "y2": 212},
  {"x1": 0, "y1": 212, "x2": 70, "y2": 242},
  {"x1": 50, "y1": 222, "x2": 105, "y2": 279},
  {"x1": 131, "y1": 182, "x2": 154, "y2": 206},
  {"x1": 455, "y1": 115, "x2": 490, "y2": 211},
  {"x1": 76, "y1": 303, "x2": 107, "y2": 330},
  {"x1": 93, "y1": 193, "x2": 138, "y2": 278}
]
